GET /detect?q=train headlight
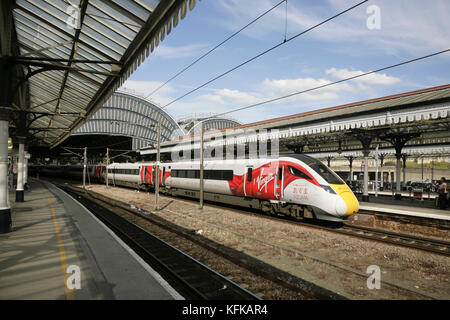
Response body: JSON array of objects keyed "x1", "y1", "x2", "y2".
[{"x1": 320, "y1": 185, "x2": 336, "y2": 194}]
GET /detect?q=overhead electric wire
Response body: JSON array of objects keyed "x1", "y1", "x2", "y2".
[
  {"x1": 161, "y1": 0, "x2": 369, "y2": 109},
  {"x1": 206, "y1": 49, "x2": 450, "y2": 120},
  {"x1": 145, "y1": 0, "x2": 287, "y2": 99}
]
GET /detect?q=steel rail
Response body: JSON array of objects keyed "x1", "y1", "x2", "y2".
[{"x1": 59, "y1": 185, "x2": 261, "y2": 300}]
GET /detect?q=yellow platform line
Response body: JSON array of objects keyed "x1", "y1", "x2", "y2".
[{"x1": 45, "y1": 190, "x2": 75, "y2": 300}]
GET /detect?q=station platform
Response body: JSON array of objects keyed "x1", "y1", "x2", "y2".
[
  {"x1": 0, "y1": 179, "x2": 182, "y2": 300},
  {"x1": 359, "y1": 201, "x2": 450, "y2": 221}
]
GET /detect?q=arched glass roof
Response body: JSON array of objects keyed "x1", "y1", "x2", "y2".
[
  {"x1": 188, "y1": 118, "x2": 241, "y2": 134},
  {"x1": 72, "y1": 91, "x2": 184, "y2": 150}
]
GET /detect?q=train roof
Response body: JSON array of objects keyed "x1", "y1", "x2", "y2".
[{"x1": 281, "y1": 153, "x2": 318, "y2": 165}]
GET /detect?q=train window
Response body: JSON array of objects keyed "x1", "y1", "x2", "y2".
[
  {"x1": 309, "y1": 162, "x2": 343, "y2": 184},
  {"x1": 222, "y1": 170, "x2": 233, "y2": 181},
  {"x1": 278, "y1": 167, "x2": 282, "y2": 179},
  {"x1": 171, "y1": 169, "x2": 233, "y2": 181},
  {"x1": 288, "y1": 166, "x2": 311, "y2": 180},
  {"x1": 247, "y1": 168, "x2": 252, "y2": 182},
  {"x1": 204, "y1": 170, "x2": 218, "y2": 180},
  {"x1": 187, "y1": 170, "x2": 196, "y2": 179},
  {"x1": 206, "y1": 170, "x2": 233, "y2": 181}
]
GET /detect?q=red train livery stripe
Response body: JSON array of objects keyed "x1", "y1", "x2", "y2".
[{"x1": 228, "y1": 160, "x2": 320, "y2": 200}]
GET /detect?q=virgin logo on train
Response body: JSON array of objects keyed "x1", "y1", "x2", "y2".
[{"x1": 256, "y1": 169, "x2": 274, "y2": 193}]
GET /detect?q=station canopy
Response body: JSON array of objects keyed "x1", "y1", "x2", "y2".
[{"x1": 9, "y1": 0, "x2": 197, "y2": 147}]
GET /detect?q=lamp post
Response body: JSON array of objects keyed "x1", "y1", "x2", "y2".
[
  {"x1": 83, "y1": 147, "x2": 87, "y2": 189},
  {"x1": 154, "y1": 119, "x2": 161, "y2": 211},
  {"x1": 375, "y1": 145, "x2": 379, "y2": 197},
  {"x1": 106, "y1": 147, "x2": 109, "y2": 188},
  {"x1": 199, "y1": 122, "x2": 204, "y2": 210}
]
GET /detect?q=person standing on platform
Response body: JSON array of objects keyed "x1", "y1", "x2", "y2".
[{"x1": 437, "y1": 177, "x2": 448, "y2": 209}]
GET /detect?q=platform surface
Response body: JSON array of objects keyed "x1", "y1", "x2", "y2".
[{"x1": 0, "y1": 179, "x2": 181, "y2": 300}]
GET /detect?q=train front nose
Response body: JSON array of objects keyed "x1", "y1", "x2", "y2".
[{"x1": 330, "y1": 184, "x2": 359, "y2": 216}]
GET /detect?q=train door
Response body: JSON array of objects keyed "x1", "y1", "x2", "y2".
[
  {"x1": 145, "y1": 165, "x2": 152, "y2": 184},
  {"x1": 244, "y1": 167, "x2": 253, "y2": 197},
  {"x1": 274, "y1": 164, "x2": 285, "y2": 200},
  {"x1": 161, "y1": 167, "x2": 166, "y2": 186},
  {"x1": 140, "y1": 166, "x2": 147, "y2": 184},
  {"x1": 152, "y1": 165, "x2": 156, "y2": 185},
  {"x1": 111, "y1": 166, "x2": 115, "y2": 186}
]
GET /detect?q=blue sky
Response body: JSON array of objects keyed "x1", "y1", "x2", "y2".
[{"x1": 122, "y1": 0, "x2": 450, "y2": 124}]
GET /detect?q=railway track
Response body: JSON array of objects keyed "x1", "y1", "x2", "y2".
[
  {"x1": 58, "y1": 182, "x2": 344, "y2": 299},
  {"x1": 327, "y1": 224, "x2": 449, "y2": 256},
  {"x1": 264, "y1": 215, "x2": 450, "y2": 257},
  {"x1": 169, "y1": 191, "x2": 450, "y2": 257},
  {"x1": 60, "y1": 185, "x2": 261, "y2": 300},
  {"x1": 183, "y1": 195, "x2": 450, "y2": 257},
  {"x1": 79, "y1": 185, "x2": 444, "y2": 299},
  {"x1": 55, "y1": 181, "x2": 449, "y2": 299},
  {"x1": 74, "y1": 181, "x2": 450, "y2": 257},
  {"x1": 187, "y1": 195, "x2": 450, "y2": 257}
]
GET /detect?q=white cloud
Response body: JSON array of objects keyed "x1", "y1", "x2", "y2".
[
  {"x1": 121, "y1": 65, "x2": 404, "y2": 124},
  {"x1": 262, "y1": 77, "x2": 354, "y2": 102},
  {"x1": 215, "y1": 88, "x2": 262, "y2": 104},
  {"x1": 153, "y1": 43, "x2": 210, "y2": 59},
  {"x1": 325, "y1": 67, "x2": 401, "y2": 85},
  {"x1": 199, "y1": 93, "x2": 226, "y2": 105}
]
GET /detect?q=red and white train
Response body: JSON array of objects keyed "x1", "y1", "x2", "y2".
[{"x1": 36, "y1": 154, "x2": 359, "y2": 222}]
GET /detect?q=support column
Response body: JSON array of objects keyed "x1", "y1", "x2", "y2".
[
  {"x1": 345, "y1": 156, "x2": 354, "y2": 181},
  {"x1": 402, "y1": 153, "x2": 407, "y2": 190},
  {"x1": 15, "y1": 141, "x2": 25, "y2": 202},
  {"x1": 0, "y1": 119, "x2": 11, "y2": 233},
  {"x1": 395, "y1": 153, "x2": 402, "y2": 199},
  {"x1": 326, "y1": 156, "x2": 332, "y2": 168},
  {"x1": 1, "y1": 0, "x2": 17, "y2": 232},
  {"x1": 381, "y1": 132, "x2": 420, "y2": 200},
  {"x1": 352, "y1": 129, "x2": 375, "y2": 202},
  {"x1": 421, "y1": 157, "x2": 424, "y2": 182},
  {"x1": 375, "y1": 145, "x2": 379, "y2": 197},
  {"x1": 24, "y1": 152, "x2": 29, "y2": 190},
  {"x1": 362, "y1": 149, "x2": 370, "y2": 202},
  {"x1": 379, "y1": 154, "x2": 385, "y2": 190}
]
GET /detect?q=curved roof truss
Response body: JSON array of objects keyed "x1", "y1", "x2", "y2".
[
  {"x1": 188, "y1": 118, "x2": 241, "y2": 134},
  {"x1": 72, "y1": 91, "x2": 184, "y2": 150}
]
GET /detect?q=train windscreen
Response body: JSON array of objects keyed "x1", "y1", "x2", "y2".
[
  {"x1": 309, "y1": 162, "x2": 344, "y2": 184},
  {"x1": 284, "y1": 154, "x2": 344, "y2": 184}
]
